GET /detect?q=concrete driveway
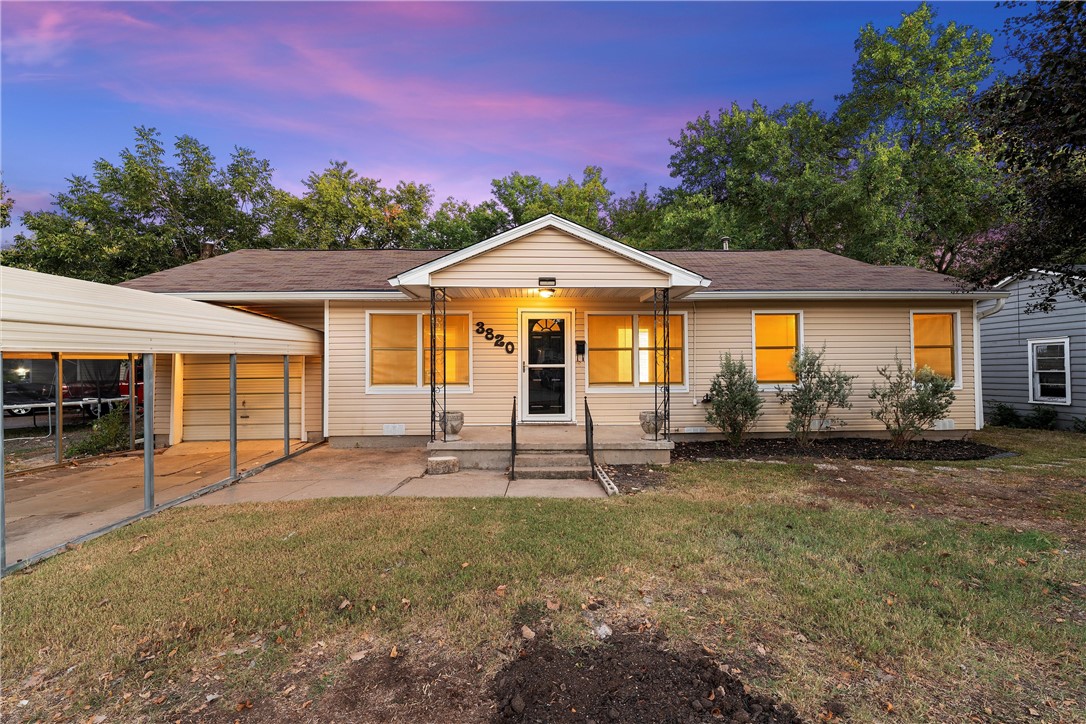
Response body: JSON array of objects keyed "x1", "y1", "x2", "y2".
[{"x1": 184, "y1": 445, "x2": 606, "y2": 506}]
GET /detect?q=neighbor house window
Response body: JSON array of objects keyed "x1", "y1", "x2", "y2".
[
  {"x1": 586, "y1": 314, "x2": 684, "y2": 387},
  {"x1": 912, "y1": 312, "x2": 957, "y2": 382},
  {"x1": 753, "y1": 312, "x2": 800, "y2": 384},
  {"x1": 1028, "y1": 338, "x2": 1070, "y2": 404},
  {"x1": 368, "y1": 313, "x2": 470, "y2": 388}
]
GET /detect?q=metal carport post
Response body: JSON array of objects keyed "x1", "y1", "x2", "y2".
[
  {"x1": 1, "y1": 350, "x2": 7, "y2": 570},
  {"x1": 143, "y1": 353, "x2": 155, "y2": 511},
  {"x1": 283, "y1": 355, "x2": 290, "y2": 457},
  {"x1": 229, "y1": 353, "x2": 238, "y2": 479}
]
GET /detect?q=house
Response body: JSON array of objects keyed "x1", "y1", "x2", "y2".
[
  {"x1": 979, "y1": 270, "x2": 1085, "y2": 429},
  {"x1": 120, "y1": 215, "x2": 1005, "y2": 463}
]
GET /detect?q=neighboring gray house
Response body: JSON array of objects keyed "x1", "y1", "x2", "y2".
[{"x1": 979, "y1": 271, "x2": 1085, "y2": 429}]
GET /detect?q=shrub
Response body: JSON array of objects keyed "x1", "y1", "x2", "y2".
[
  {"x1": 868, "y1": 358, "x2": 956, "y2": 448},
  {"x1": 1073, "y1": 417, "x2": 1086, "y2": 434},
  {"x1": 705, "y1": 353, "x2": 763, "y2": 445},
  {"x1": 1023, "y1": 405, "x2": 1059, "y2": 430},
  {"x1": 775, "y1": 346, "x2": 856, "y2": 446},
  {"x1": 988, "y1": 401, "x2": 1023, "y2": 428},
  {"x1": 67, "y1": 403, "x2": 131, "y2": 457}
]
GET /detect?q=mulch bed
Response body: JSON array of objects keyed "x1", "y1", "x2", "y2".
[
  {"x1": 493, "y1": 632, "x2": 805, "y2": 724},
  {"x1": 674, "y1": 437, "x2": 1008, "y2": 462}
]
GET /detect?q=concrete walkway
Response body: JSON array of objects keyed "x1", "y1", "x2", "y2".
[
  {"x1": 5, "y1": 440, "x2": 307, "y2": 565},
  {"x1": 184, "y1": 446, "x2": 606, "y2": 506}
]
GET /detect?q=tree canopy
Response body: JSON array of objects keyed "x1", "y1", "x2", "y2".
[{"x1": 973, "y1": 0, "x2": 1086, "y2": 306}]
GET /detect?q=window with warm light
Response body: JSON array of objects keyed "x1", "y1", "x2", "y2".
[
  {"x1": 369, "y1": 313, "x2": 470, "y2": 388},
  {"x1": 753, "y1": 313, "x2": 800, "y2": 384},
  {"x1": 586, "y1": 313, "x2": 684, "y2": 387},
  {"x1": 423, "y1": 314, "x2": 470, "y2": 385},
  {"x1": 912, "y1": 312, "x2": 956, "y2": 382}
]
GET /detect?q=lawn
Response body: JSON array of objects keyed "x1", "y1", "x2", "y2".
[{"x1": 2, "y1": 429, "x2": 1084, "y2": 722}]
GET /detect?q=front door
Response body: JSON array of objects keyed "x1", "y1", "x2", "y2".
[{"x1": 520, "y1": 311, "x2": 573, "y2": 422}]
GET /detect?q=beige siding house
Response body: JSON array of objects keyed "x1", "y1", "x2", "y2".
[{"x1": 121, "y1": 215, "x2": 1004, "y2": 457}]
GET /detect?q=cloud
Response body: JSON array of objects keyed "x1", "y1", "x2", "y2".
[{"x1": 1, "y1": 2, "x2": 153, "y2": 66}]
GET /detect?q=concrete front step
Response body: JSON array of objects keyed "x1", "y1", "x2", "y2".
[
  {"x1": 515, "y1": 453, "x2": 592, "y2": 468},
  {"x1": 514, "y1": 465, "x2": 594, "y2": 480}
]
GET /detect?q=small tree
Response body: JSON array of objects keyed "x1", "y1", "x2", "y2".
[
  {"x1": 705, "y1": 354, "x2": 763, "y2": 445},
  {"x1": 869, "y1": 358, "x2": 956, "y2": 448},
  {"x1": 775, "y1": 347, "x2": 855, "y2": 446}
]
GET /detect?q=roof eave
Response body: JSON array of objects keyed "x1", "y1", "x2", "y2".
[{"x1": 689, "y1": 290, "x2": 1009, "y2": 301}]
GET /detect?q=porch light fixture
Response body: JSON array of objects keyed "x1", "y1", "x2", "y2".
[
  {"x1": 538, "y1": 288, "x2": 555, "y2": 298},
  {"x1": 538, "y1": 277, "x2": 557, "y2": 298}
]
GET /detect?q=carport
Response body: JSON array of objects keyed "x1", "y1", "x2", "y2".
[{"x1": 1, "y1": 267, "x2": 322, "y2": 573}]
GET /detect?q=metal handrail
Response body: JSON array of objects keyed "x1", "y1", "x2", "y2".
[
  {"x1": 584, "y1": 398, "x2": 597, "y2": 481},
  {"x1": 509, "y1": 396, "x2": 517, "y2": 481}
]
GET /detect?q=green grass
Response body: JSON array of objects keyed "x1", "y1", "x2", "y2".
[{"x1": 3, "y1": 429, "x2": 1085, "y2": 722}]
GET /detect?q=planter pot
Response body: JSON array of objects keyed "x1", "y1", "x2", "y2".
[
  {"x1": 639, "y1": 410, "x2": 664, "y2": 440},
  {"x1": 440, "y1": 411, "x2": 464, "y2": 441}
]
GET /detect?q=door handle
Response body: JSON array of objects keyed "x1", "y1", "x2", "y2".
[{"x1": 522, "y1": 361, "x2": 527, "y2": 372}]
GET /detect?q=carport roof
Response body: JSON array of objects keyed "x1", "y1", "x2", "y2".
[{"x1": 1, "y1": 266, "x2": 321, "y2": 356}]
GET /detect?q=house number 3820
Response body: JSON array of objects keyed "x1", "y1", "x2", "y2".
[{"x1": 475, "y1": 321, "x2": 515, "y2": 354}]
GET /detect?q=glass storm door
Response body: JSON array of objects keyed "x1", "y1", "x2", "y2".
[{"x1": 520, "y1": 311, "x2": 572, "y2": 422}]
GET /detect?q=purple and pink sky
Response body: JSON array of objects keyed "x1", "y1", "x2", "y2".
[{"x1": 2, "y1": 1, "x2": 1016, "y2": 241}]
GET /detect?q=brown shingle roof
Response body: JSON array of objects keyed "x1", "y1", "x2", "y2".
[
  {"x1": 652, "y1": 250, "x2": 965, "y2": 293},
  {"x1": 119, "y1": 247, "x2": 966, "y2": 295},
  {"x1": 119, "y1": 249, "x2": 453, "y2": 293}
]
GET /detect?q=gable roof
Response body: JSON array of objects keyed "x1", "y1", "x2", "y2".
[{"x1": 388, "y1": 215, "x2": 709, "y2": 292}]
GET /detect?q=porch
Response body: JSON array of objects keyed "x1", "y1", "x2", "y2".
[{"x1": 427, "y1": 423, "x2": 672, "y2": 470}]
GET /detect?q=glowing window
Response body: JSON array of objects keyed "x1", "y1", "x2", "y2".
[
  {"x1": 369, "y1": 313, "x2": 470, "y2": 387},
  {"x1": 912, "y1": 313, "x2": 956, "y2": 381},
  {"x1": 587, "y1": 314, "x2": 684, "y2": 387},
  {"x1": 754, "y1": 313, "x2": 799, "y2": 384},
  {"x1": 423, "y1": 314, "x2": 470, "y2": 385}
]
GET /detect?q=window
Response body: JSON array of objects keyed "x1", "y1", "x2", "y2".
[
  {"x1": 368, "y1": 313, "x2": 470, "y2": 388},
  {"x1": 753, "y1": 312, "x2": 800, "y2": 384},
  {"x1": 1029, "y1": 338, "x2": 1071, "y2": 404},
  {"x1": 423, "y1": 315, "x2": 470, "y2": 385},
  {"x1": 912, "y1": 312, "x2": 957, "y2": 382},
  {"x1": 586, "y1": 314, "x2": 684, "y2": 387}
]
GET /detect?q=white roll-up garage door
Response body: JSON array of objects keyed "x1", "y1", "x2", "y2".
[{"x1": 182, "y1": 354, "x2": 303, "y2": 441}]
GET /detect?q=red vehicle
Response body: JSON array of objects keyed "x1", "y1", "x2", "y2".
[{"x1": 119, "y1": 358, "x2": 144, "y2": 407}]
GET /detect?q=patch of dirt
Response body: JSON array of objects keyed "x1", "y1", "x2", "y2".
[
  {"x1": 315, "y1": 647, "x2": 492, "y2": 723},
  {"x1": 814, "y1": 465, "x2": 1086, "y2": 548},
  {"x1": 675, "y1": 437, "x2": 1007, "y2": 462},
  {"x1": 493, "y1": 631, "x2": 805, "y2": 724},
  {"x1": 602, "y1": 464, "x2": 669, "y2": 494}
]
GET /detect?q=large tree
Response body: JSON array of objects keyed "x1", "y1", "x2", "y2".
[
  {"x1": 668, "y1": 101, "x2": 858, "y2": 255},
  {"x1": 490, "y1": 166, "x2": 612, "y2": 232},
  {"x1": 974, "y1": 1, "x2": 1086, "y2": 306},
  {"x1": 269, "y1": 162, "x2": 434, "y2": 250},
  {"x1": 1, "y1": 127, "x2": 278, "y2": 283},
  {"x1": 837, "y1": 2, "x2": 1008, "y2": 273}
]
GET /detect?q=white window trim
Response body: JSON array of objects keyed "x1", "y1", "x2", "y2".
[
  {"x1": 1027, "y1": 337, "x2": 1071, "y2": 405},
  {"x1": 583, "y1": 311, "x2": 689, "y2": 393},
  {"x1": 909, "y1": 309, "x2": 963, "y2": 390},
  {"x1": 364, "y1": 310, "x2": 474, "y2": 394},
  {"x1": 751, "y1": 310, "x2": 805, "y2": 391}
]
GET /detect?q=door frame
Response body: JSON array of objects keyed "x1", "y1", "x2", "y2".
[{"x1": 518, "y1": 309, "x2": 575, "y2": 424}]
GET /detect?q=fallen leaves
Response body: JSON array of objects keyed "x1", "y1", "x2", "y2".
[
  {"x1": 389, "y1": 646, "x2": 399, "y2": 659},
  {"x1": 496, "y1": 585, "x2": 507, "y2": 598},
  {"x1": 521, "y1": 625, "x2": 536, "y2": 641}
]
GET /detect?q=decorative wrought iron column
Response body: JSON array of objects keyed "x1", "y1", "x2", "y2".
[
  {"x1": 429, "y1": 287, "x2": 448, "y2": 442},
  {"x1": 653, "y1": 288, "x2": 671, "y2": 441}
]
